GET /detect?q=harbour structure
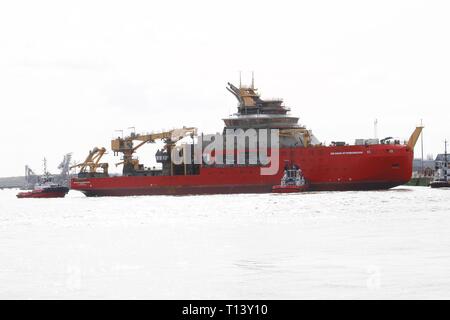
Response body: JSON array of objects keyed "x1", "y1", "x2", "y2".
[{"x1": 430, "y1": 140, "x2": 449, "y2": 188}]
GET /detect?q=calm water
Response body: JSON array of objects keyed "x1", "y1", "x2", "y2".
[{"x1": 0, "y1": 186, "x2": 449, "y2": 299}]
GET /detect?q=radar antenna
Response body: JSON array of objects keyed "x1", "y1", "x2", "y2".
[{"x1": 251, "y1": 71, "x2": 254, "y2": 89}]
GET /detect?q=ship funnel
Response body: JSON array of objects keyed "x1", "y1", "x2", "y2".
[{"x1": 406, "y1": 126, "x2": 424, "y2": 151}]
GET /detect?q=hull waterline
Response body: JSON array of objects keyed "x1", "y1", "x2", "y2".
[
  {"x1": 16, "y1": 186, "x2": 69, "y2": 198},
  {"x1": 71, "y1": 144, "x2": 413, "y2": 197}
]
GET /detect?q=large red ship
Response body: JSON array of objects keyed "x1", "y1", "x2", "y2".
[{"x1": 70, "y1": 81, "x2": 422, "y2": 196}]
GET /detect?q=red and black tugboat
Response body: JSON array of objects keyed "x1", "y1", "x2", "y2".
[
  {"x1": 272, "y1": 163, "x2": 308, "y2": 193},
  {"x1": 16, "y1": 182, "x2": 69, "y2": 198},
  {"x1": 17, "y1": 159, "x2": 69, "y2": 198}
]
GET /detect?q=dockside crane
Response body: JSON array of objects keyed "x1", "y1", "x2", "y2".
[
  {"x1": 24, "y1": 165, "x2": 39, "y2": 189},
  {"x1": 58, "y1": 153, "x2": 72, "y2": 176}
]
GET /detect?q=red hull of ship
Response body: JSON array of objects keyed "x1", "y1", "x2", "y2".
[{"x1": 71, "y1": 144, "x2": 414, "y2": 197}]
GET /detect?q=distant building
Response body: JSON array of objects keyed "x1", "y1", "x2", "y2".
[
  {"x1": 412, "y1": 154, "x2": 448, "y2": 178},
  {"x1": 412, "y1": 158, "x2": 435, "y2": 177},
  {"x1": 435, "y1": 154, "x2": 449, "y2": 169}
]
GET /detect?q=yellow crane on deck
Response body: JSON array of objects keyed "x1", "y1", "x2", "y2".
[
  {"x1": 70, "y1": 147, "x2": 109, "y2": 177},
  {"x1": 111, "y1": 127, "x2": 197, "y2": 175}
]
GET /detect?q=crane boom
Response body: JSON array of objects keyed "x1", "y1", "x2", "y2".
[
  {"x1": 70, "y1": 147, "x2": 109, "y2": 176},
  {"x1": 406, "y1": 126, "x2": 424, "y2": 151},
  {"x1": 111, "y1": 127, "x2": 197, "y2": 174}
]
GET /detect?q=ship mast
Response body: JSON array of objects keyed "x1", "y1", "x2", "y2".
[
  {"x1": 43, "y1": 158, "x2": 48, "y2": 176},
  {"x1": 42, "y1": 158, "x2": 50, "y2": 183},
  {"x1": 251, "y1": 71, "x2": 255, "y2": 89},
  {"x1": 374, "y1": 118, "x2": 378, "y2": 140},
  {"x1": 420, "y1": 119, "x2": 424, "y2": 177},
  {"x1": 445, "y1": 139, "x2": 448, "y2": 181}
]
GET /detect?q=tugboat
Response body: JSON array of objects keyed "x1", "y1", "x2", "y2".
[
  {"x1": 16, "y1": 159, "x2": 69, "y2": 198},
  {"x1": 430, "y1": 140, "x2": 449, "y2": 188},
  {"x1": 272, "y1": 163, "x2": 308, "y2": 193}
]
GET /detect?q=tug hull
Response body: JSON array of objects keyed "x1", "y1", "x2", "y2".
[{"x1": 17, "y1": 187, "x2": 69, "y2": 198}]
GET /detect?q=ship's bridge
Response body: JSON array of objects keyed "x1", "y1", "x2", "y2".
[
  {"x1": 223, "y1": 82, "x2": 300, "y2": 129},
  {"x1": 222, "y1": 82, "x2": 320, "y2": 147}
]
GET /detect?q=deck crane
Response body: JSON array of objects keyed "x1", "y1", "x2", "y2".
[
  {"x1": 279, "y1": 128, "x2": 313, "y2": 147},
  {"x1": 70, "y1": 147, "x2": 109, "y2": 177},
  {"x1": 406, "y1": 126, "x2": 424, "y2": 151},
  {"x1": 111, "y1": 127, "x2": 197, "y2": 175}
]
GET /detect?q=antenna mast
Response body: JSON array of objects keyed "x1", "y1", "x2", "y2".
[
  {"x1": 420, "y1": 119, "x2": 424, "y2": 176},
  {"x1": 374, "y1": 119, "x2": 378, "y2": 139},
  {"x1": 43, "y1": 158, "x2": 47, "y2": 175},
  {"x1": 251, "y1": 71, "x2": 254, "y2": 89},
  {"x1": 445, "y1": 139, "x2": 448, "y2": 180}
]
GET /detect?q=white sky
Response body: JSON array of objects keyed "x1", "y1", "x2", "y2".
[{"x1": 1, "y1": 0, "x2": 449, "y2": 176}]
